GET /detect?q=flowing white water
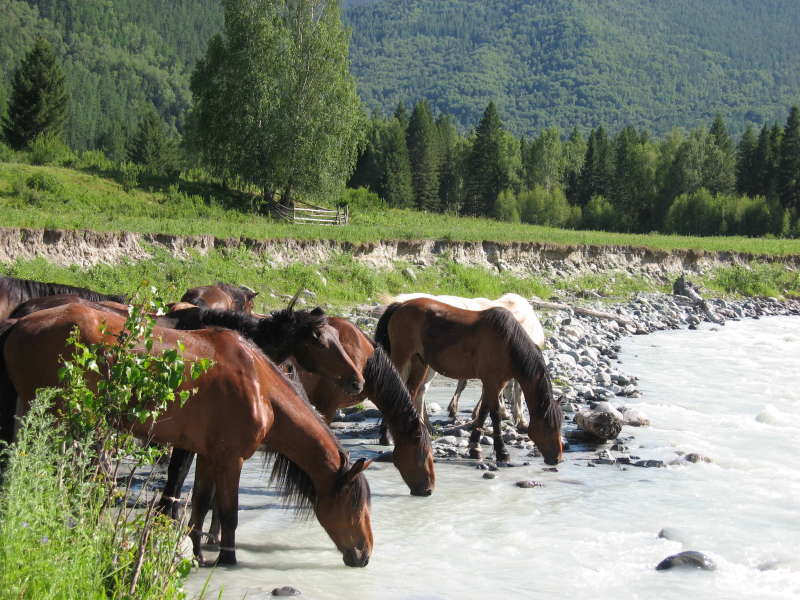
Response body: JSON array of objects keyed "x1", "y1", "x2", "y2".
[{"x1": 185, "y1": 316, "x2": 800, "y2": 599}]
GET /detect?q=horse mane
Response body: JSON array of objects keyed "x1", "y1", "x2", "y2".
[
  {"x1": 167, "y1": 306, "x2": 328, "y2": 363},
  {"x1": 374, "y1": 302, "x2": 402, "y2": 355},
  {"x1": 364, "y1": 345, "x2": 431, "y2": 454},
  {"x1": 267, "y1": 366, "x2": 371, "y2": 520},
  {"x1": 0, "y1": 319, "x2": 19, "y2": 444},
  {"x1": 0, "y1": 276, "x2": 127, "y2": 306},
  {"x1": 482, "y1": 307, "x2": 562, "y2": 429}
]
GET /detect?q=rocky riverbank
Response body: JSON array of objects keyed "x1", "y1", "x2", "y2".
[{"x1": 332, "y1": 290, "x2": 800, "y2": 471}]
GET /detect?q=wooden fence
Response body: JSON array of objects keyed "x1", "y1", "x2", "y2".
[{"x1": 268, "y1": 199, "x2": 349, "y2": 225}]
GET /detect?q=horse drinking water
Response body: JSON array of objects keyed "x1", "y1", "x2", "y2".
[
  {"x1": 375, "y1": 298, "x2": 562, "y2": 464},
  {"x1": 0, "y1": 303, "x2": 374, "y2": 567}
]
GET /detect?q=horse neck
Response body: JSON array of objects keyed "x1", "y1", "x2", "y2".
[{"x1": 267, "y1": 386, "x2": 342, "y2": 492}]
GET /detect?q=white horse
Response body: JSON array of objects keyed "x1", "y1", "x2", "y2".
[{"x1": 389, "y1": 292, "x2": 545, "y2": 427}]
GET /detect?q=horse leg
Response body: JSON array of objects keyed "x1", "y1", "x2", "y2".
[
  {"x1": 490, "y1": 403, "x2": 511, "y2": 462},
  {"x1": 207, "y1": 502, "x2": 221, "y2": 546},
  {"x1": 512, "y1": 381, "x2": 528, "y2": 431},
  {"x1": 498, "y1": 383, "x2": 512, "y2": 421},
  {"x1": 406, "y1": 357, "x2": 431, "y2": 429},
  {"x1": 447, "y1": 379, "x2": 467, "y2": 419},
  {"x1": 188, "y1": 456, "x2": 215, "y2": 565},
  {"x1": 158, "y1": 447, "x2": 195, "y2": 520},
  {"x1": 211, "y1": 456, "x2": 243, "y2": 566},
  {"x1": 467, "y1": 394, "x2": 492, "y2": 460}
]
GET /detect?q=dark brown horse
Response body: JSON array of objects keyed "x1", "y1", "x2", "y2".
[
  {"x1": 155, "y1": 305, "x2": 366, "y2": 517},
  {"x1": 0, "y1": 275, "x2": 127, "y2": 321},
  {"x1": 0, "y1": 304, "x2": 373, "y2": 567},
  {"x1": 375, "y1": 298, "x2": 563, "y2": 465},
  {"x1": 181, "y1": 283, "x2": 258, "y2": 312},
  {"x1": 296, "y1": 317, "x2": 435, "y2": 496}
]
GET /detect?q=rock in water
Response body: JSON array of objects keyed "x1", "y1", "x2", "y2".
[
  {"x1": 575, "y1": 403, "x2": 623, "y2": 441},
  {"x1": 482, "y1": 472, "x2": 497, "y2": 480},
  {"x1": 515, "y1": 480, "x2": 543, "y2": 488},
  {"x1": 272, "y1": 586, "x2": 302, "y2": 596},
  {"x1": 655, "y1": 551, "x2": 716, "y2": 571}
]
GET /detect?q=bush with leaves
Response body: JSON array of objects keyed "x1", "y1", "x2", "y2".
[{"x1": 0, "y1": 291, "x2": 211, "y2": 598}]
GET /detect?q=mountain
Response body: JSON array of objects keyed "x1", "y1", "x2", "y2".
[
  {"x1": 2, "y1": 0, "x2": 799, "y2": 154},
  {"x1": 345, "y1": 0, "x2": 800, "y2": 136}
]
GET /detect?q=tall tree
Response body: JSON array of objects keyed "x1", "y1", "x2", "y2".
[
  {"x1": 2, "y1": 37, "x2": 68, "y2": 150},
  {"x1": 406, "y1": 99, "x2": 440, "y2": 211},
  {"x1": 706, "y1": 113, "x2": 736, "y2": 194},
  {"x1": 524, "y1": 127, "x2": 564, "y2": 191},
  {"x1": 464, "y1": 102, "x2": 508, "y2": 217},
  {"x1": 436, "y1": 114, "x2": 466, "y2": 213},
  {"x1": 577, "y1": 126, "x2": 613, "y2": 206},
  {"x1": 611, "y1": 126, "x2": 655, "y2": 231},
  {"x1": 127, "y1": 108, "x2": 180, "y2": 176},
  {"x1": 735, "y1": 124, "x2": 758, "y2": 196},
  {"x1": 379, "y1": 117, "x2": 414, "y2": 208},
  {"x1": 778, "y1": 106, "x2": 800, "y2": 213},
  {"x1": 188, "y1": 0, "x2": 363, "y2": 206}
]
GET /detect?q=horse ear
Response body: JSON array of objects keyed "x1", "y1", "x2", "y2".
[
  {"x1": 287, "y1": 288, "x2": 303, "y2": 312},
  {"x1": 345, "y1": 457, "x2": 373, "y2": 482},
  {"x1": 310, "y1": 306, "x2": 325, "y2": 316}
]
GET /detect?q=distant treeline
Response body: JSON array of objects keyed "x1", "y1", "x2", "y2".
[{"x1": 350, "y1": 101, "x2": 800, "y2": 237}]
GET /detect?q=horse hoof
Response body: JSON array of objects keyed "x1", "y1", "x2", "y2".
[
  {"x1": 468, "y1": 448, "x2": 482, "y2": 460},
  {"x1": 215, "y1": 550, "x2": 237, "y2": 566}
]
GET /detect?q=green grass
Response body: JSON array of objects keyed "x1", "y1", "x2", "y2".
[
  {"x1": 3, "y1": 162, "x2": 800, "y2": 256},
  {"x1": 552, "y1": 271, "x2": 666, "y2": 301},
  {"x1": 0, "y1": 393, "x2": 191, "y2": 599},
  {"x1": 704, "y1": 262, "x2": 800, "y2": 299},
  {"x1": 0, "y1": 248, "x2": 553, "y2": 312}
]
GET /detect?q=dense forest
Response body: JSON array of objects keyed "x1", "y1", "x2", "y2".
[
  {"x1": 3, "y1": 0, "x2": 800, "y2": 153},
  {"x1": 346, "y1": 0, "x2": 800, "y2": 136},
  {"x1": 0, "y1": 0, "x2": 222, "y2": 157}
]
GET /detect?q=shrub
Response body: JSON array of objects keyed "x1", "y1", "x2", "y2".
[
  {"x1": 494, "y1": 188, "x2": 520, "y2": 222},
  {"x1": 0, "y1": 140, "x2": 15, "y2": 162},
  {"x1": 25, "y1": 171, "x2": 63, "y2": 194},
  {"x1": 118, "y1": 161, "x2": 142, "y2": 191},
  {"x1": 582, "y1": 195, "x2": 619, "y2": 231},
  {"x1": 519, "y1": 186, "x2": 577, "y2": 228},
  {"x1": 341, "y1": 186, "x2": 385, "y2": 211},
  {"x1": 76, "y1": 149, "x2": 113, "y2": 171},
  {"x1": 28, "y1": 132, "x2": 75, "y2": 166}
]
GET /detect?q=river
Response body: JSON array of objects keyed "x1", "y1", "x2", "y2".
[{"x1": 184, "y1": 316, "x2": 800, "y2": 599}]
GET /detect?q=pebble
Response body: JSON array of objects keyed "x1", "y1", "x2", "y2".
[{"x1": 482, "y1": 472, "x2": 497, "y2": 480}]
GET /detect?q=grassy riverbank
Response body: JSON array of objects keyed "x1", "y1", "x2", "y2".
[{"x1": 3, "y1": 162, "x2": 800, "y2": 256}]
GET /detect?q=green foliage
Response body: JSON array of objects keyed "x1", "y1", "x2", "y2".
[
  {"x1": 0, "y1": 141, "x2": 15, "y2": 162},
  {"x1": 189, "y1": 0, "x2": 363, "y2": 204},
  {"x1": 554, "y1": 271, "x2": 658, "y2": 301},
  {"x1": 27, "y1": 131, "x2": 74, "y2": 166},
  {"x1": 778, "y1": 106, "x2": 800, "y2": 213},
  {"x1": 340, "y1": 186, "x2": 384, "y2": 211},
  {"x1": 465, "y1": 102, "x2": 509, "y2": 216},
  {"x1": 346, "y1": 0, "x2": 800, "y2": 137},
  {"x1": 493, "y1": 188, "x2": 519, "y2": 223},
  {"x1": 664, "y1": 189, "x2": 783, "y2": 237},
  {"x1": 2, "y1": 37, "x2": 68, "y2": 150},
  {"x1": 0, "y1": 295, "x2": 211, "y2": 598},
  {"x1": 581, "y1": 195, "x2": 619, "y2": 231},
  {"x1": 127, "y1": 109, "x2": 180, "y2": 178},
  {"x1": 518, "y1": 186, "x2": 579, "y2": 228},
  {"x1": 406, "y1": 99, "x2": 440, "y2": 211},
  {"x1": 707, "y1": 262, "x2": 800, "y2": 298},
  {"x1": 25, "y1": 170, "x2": 62, "y2": 194}
]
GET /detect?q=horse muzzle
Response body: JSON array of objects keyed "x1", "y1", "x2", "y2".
[
  {"x1": 342, "y1": 547, "x2": 370, "y2": 567},
  {"x1": 344, "y1": 375, "x2": 364, "y2": 396},
  {"x1": 410, "y1": 487, "x2": 433, "y2": 497}
]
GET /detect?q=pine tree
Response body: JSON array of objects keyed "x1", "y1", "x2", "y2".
[
  {"x1": 436, "y1": 114, "x2": 465, "y2": 213},
  {"x1": 464, "y1": 102, "x2": 507, "y2": 217},
  {"x1": 2, "y1": 37, "x2": 69, "y2": 150},
  {"x1": 778, "y1": 105, "x2": 800, "y2": 213},
  {"x1": 577, "y1": 126, "x2": 613, "y2": 206},
  {"x1": 127, "y1": 108, "x2": 180, "y2": 177},
  {"x1": 706, "y1": 113, "x2": 736, "y2": 194},
  {"x1": 611, "y1": 126, "x2": 655, "y2": 232},
  {"x1": 405, "y1": 100, "x2": 440, "y2": 211},
  {"x1": 393, "y1": 101, "x2": 410, "y2": 131},
  {"x1": 379, "y1": 118, "x2": 414, "y2": 208},
  {"x1": 735, "y1": 124, "x2": 758, "y2": 196}
]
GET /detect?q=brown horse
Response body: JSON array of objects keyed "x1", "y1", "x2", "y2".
[
  {"x1": 0, "y1": 303, "x2": 373, "y2": 567},
  {"x1": 0, "y1": 275, "x2": 127, "y2": 320},
  {"x1": 181, "y1": 283, "x2": 257, "y2": 312},
  {"x1": 296, "y1": 317, "x2": 435, "y2": 496},
  {"x1": 375, "y1": 298, "x2": 563, "y2": 465}
]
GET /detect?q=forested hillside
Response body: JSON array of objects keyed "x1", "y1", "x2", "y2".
[
  {"x1": 0, "y1": 0, "x2": 222, "y2": 157},
  {"x1": 2, "y1": 0, "x2": 800, "y2": 150},
  {"x1": 346, "y1": 0, "x2": 800, "y2": 136}
]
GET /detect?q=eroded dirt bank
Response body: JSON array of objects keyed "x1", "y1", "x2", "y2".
[{"x1": 1, "y1": 226, "x2": 797, "y2": 281}]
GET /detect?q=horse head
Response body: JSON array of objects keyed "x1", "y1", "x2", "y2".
[
  {"x1": 261, "y1": 305, "x2": 364, "y2": 395},
  {"x1": 314, "y1": 452, "x2": 373, "y2": 567}
]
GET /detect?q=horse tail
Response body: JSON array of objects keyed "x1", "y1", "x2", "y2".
[
  {"x1": 374, "y1": 303, "x2": 402, "y2": 355},
  {"x1": 483, "y1": 308, "x2": 561, "y2": 429},
  {"x1": 0, "y1": 320, "x2": 19, "y2": 446}
]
